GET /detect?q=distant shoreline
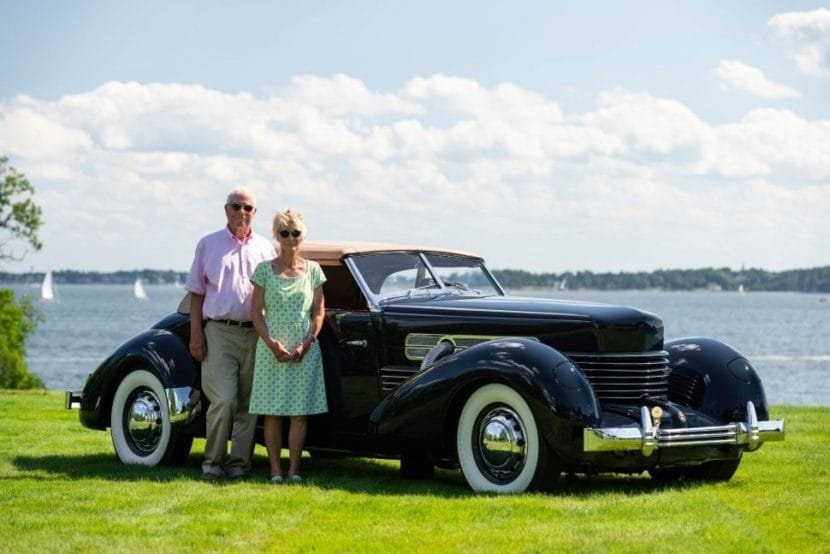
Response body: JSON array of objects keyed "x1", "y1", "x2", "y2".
[{"x1": 1, "y1": 265, "x2": 828, "y2": 292}]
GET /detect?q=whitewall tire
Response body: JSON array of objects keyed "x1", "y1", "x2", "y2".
[
  {"x1": 110, "y1": 369, "x2": 172, "y2": 466},
  {"x1": 457, "y1": 383, "x2": 543, "y2": 494}
]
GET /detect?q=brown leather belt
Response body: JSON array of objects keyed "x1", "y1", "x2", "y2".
[{"x1": 209, "y1": 319, "x2": 254, "y2": 328}]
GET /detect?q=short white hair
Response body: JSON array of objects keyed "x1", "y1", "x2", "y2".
[{"x1": 226, "y1": 187, "x2": 256, "y2": 206}]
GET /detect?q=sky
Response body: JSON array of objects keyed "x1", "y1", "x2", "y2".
[{"x1": 1, "y1": 1, "x2": 828, "y2": 273}]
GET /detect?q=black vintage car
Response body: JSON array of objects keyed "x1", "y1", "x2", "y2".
[{"x1": 66, "y1": 242, "x2": 785, "y2": 493}]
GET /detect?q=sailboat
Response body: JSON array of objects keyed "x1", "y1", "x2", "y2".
[
  {"x1": 41, "y1": 270, "x2": 55, "y2": 301},
  {"x1": 134, "y1": 277, "x2": 148, "y2": 301}
]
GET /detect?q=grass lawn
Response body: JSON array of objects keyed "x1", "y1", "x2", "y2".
[{"x1": 1, "y1": 391, "x2": 827, "y2": 553}]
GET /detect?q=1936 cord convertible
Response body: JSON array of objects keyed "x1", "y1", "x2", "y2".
[{"x1": 66, "y1": 242, "x2": 785, "y2": 493}]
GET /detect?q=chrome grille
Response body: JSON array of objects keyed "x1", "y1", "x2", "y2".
[{"x1": 566, "y1": 351, "x2": 670, "y2": 404}]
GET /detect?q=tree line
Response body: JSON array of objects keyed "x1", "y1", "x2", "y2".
[
  {"x1": 1, "y1": 265, "x2": 829, "y2": 292},
  {"x1": 491, "y1": 266, "x2": 830, "y2": 292},
  {"x1": 0, "y1": 269, "x2": 185, "y2": 285}
]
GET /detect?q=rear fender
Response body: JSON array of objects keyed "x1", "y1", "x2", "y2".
[
  {"x1": 666, "y1": 337, "x2": 770, "y2": 422},
  {"x1": 370, "y1": 337, "x2": 601, "y2": 459},
  {"x1": 80, "y1": 328, "x2": 199, "y2": 429}
]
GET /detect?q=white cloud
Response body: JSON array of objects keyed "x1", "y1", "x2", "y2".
[
  {"x1": 700, "y1": 109, "x2": 830, "y2": 179},
  {"x1": 714, "y1": 60, "x2": 801, "y2": 99},
  {"x1": 0, "y1": 103, "x2": 93, "y2": 158},
  {"x1": 0, "y1": 76, "x2": 827, "y2": 273},
  {"x1": 401, "y1": 74, "x2": 563, "y2": 123},
  {"x1": 285, "y1": 74, "x2": 424, "y2": 117},
  {"x1": 769, "y1": 8, "x2": 830, "y2": 78},
  {"x1": 579, "y1": 88, "x2": 710, "y2": 158}
]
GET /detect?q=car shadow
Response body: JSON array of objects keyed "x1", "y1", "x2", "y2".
[{"x1": 10, "y1": 452, "x2": 717, "y2": 497}]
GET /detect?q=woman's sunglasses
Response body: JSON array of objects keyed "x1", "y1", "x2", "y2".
[
  {"x1": 229, "y1": 203, "x2": 255, "y2": 213},
  {"x1": 279, "y1": 229, "x2": 302, "y2": 238}
]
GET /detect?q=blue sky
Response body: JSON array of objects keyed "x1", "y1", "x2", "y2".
[{"x1": 1, "y1": 1, "x2": 828, "y2": 273}]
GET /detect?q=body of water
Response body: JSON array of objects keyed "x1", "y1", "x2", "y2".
[{"x1": 8, "y1": 284, "x2": 830, "y2": 406}]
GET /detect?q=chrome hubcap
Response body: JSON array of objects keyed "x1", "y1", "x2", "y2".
[
  {"x1": 125, "y1": 390, "x2": 163, "y2": 454},
  {"x1": 477, "y1": 406, "x2": 527, "y2": 482}
]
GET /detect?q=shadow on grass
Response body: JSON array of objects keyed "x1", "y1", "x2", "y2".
[{"x1": 10, "y1": 451, "x2": 706, "y2": 497}]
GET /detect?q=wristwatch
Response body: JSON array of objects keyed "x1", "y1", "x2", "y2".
[{"x1": 305, "y1": 334, "x2": 317, "y2": 344}]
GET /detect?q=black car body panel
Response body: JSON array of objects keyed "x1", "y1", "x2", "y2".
[{"x1": 68, "y1": 241, "x2": 784, "y2": 492}]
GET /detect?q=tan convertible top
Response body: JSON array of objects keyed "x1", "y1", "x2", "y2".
[
  {"x1": 176, "y1": 241, "x2": 484, "y2": 312},
  {"x1": 299, "y1": 240, "x2": 483, "y2": 265}
]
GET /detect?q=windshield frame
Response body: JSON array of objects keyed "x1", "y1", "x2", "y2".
[{"x1": 344, "y1": 251, "x2": 505, "y2": 310}]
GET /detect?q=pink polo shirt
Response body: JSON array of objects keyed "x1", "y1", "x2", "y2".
[{"x1": 185, "y1": 227, "x2": 276, "y2": 322}]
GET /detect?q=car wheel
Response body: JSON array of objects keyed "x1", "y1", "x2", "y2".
[
  {"x1": 110, "y1": 369, "x2": 190, "y2": 466},
  {"x1": 456, "y1": 383, "x2": 554, "y2": 493}
]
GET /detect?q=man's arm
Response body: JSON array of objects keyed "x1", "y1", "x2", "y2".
[{"x1": 189, "y1": 293, "x2": 206, "y2": 361}]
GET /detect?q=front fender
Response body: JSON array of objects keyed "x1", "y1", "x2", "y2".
[
  {"x1": 370, "y1": 337, "x2": 601, "y2": 459},
  {"x1": 666, "y1": 337, "x2": 770, "y2": 422},
  {"x1": 79, "y1": 328, "x2": 199, "y2": 429}
]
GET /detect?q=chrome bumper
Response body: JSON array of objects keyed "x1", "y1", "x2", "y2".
[
  {"x1": 583, "y1": 401, "x2": 785, "y2": 455},
  {"x1": 64, "y1": 386, "x2": 201, "y2": 428},
  {"x1": 65, "y1": 390, "x2": 83, "y2": 409}
]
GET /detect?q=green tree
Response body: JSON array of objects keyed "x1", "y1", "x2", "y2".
[
  {"x1": 1, "y1": 156, "x2": 43, "y2": 260},
  {"x1": 0, "y1": 289, "x2": 44, "y2": 388},
  {"x1": 1, "y1": 156, "x2": 44, "y2": 389}
]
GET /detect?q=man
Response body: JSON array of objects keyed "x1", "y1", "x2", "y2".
[{"x1": 185, "y1": 187, "x2": 276, "y2": 481}]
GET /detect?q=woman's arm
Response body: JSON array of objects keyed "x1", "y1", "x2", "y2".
[
  {"x1": 290, "y1": 285, "x2": 325, "y2": 362},
  {"x1": 306, "y1": 285, "x2": 325, "y2": 341},
  {"x1": 251, "y1": 282, "x2": 290, "y2": 362}
]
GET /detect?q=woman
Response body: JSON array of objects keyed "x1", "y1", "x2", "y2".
[{"x1": 249, "y1": 209, "x2": 327, "y2": 483}]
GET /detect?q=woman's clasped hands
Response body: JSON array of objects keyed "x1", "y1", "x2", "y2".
[{"x1": 268, "y1": 338, "x2": 309, "y2": 363}]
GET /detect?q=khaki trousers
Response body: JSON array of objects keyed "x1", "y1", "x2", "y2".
[{"x1": 201, "y1": 321, "x2": 258, "y2": 476}]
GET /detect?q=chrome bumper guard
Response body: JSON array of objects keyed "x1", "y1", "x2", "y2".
[
  {"x1": 167, "y1": 386, "x2": 202, "y2": 426},
  {"x1": 583, "y1": 401, "x2": 785, "y2": 456},
  {"x1": 65, "y1": 390, "x2": 83, "y2": 409}
]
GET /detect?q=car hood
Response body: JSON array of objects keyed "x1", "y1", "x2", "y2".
[{"x1": 381, "y1": 294, "x2": 664, "y2": 353}]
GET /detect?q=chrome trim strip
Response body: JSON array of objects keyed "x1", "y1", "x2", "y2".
[
  {"x1": 390, "y1": 304, "x2": 593, "y2": 319},
  {"x1": 404, "y1": 333, "x2": 506, "y2": 361},
  {"x1": 583, "y1": 401, "x2": 785, "y2": 454}
]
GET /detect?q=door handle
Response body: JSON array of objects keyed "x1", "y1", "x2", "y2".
[{"x1": 345, "y1": 339, "x2": 367, "y2": 347}]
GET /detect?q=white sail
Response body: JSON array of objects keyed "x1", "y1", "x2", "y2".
[
  {"x1": 134, "y1": 277, "x2": 148, "y2": 300},
  {"x1": 41, "y1": 270, "x2": 55, "y2": 301}
]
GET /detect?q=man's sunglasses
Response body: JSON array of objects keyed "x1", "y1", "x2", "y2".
[
  {"x1": 229, "y1": 203, "x2": 255, "y2": 213},
  {"x1": 279, "y1": 229, "x2": 302, "y2": 238}
]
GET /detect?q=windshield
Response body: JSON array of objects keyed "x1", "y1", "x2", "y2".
[{"x1": 348, "y1": 252, "x2": 503, "y2": 305}]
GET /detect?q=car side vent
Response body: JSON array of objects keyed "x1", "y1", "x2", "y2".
[
  {"x1": 566, "y1": 351, "x2": 670, "y2": 405},
  {"x1": 380, "y1": 366, "x2": 420, "y2": 392},
  {"x1": 667, "y1": 370, "x2": 706, "y2": 408}
]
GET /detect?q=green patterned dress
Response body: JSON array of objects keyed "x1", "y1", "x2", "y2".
[{"x1": 249, "y1": 260, "x2": 328, "y2": 416}]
